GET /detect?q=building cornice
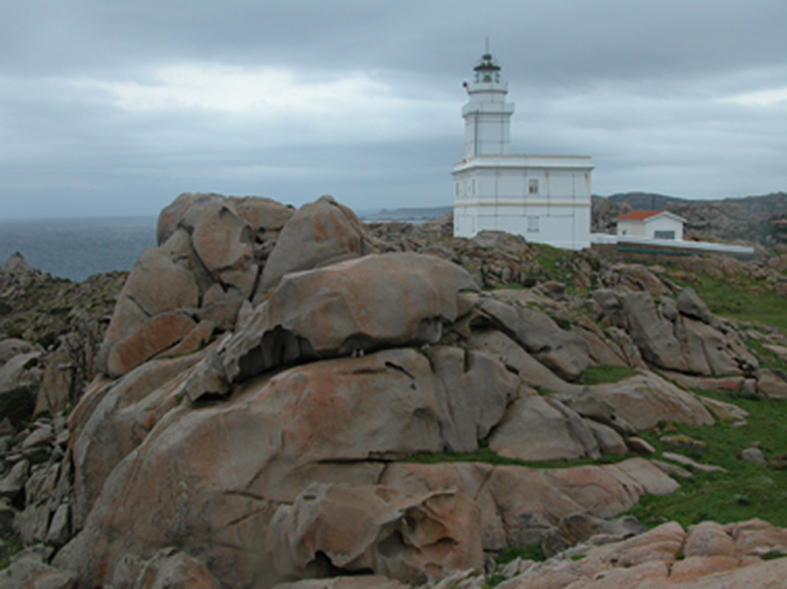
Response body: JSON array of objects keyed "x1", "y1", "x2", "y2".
[{"x1": 453, "y1": 154, "x2": 595, "y2": 173}]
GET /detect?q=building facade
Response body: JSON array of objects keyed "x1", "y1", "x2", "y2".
[
  {"x1": 616, "y1": 210, "x2": 686, "y2": 241},
  {"x1": 453, "y1": 52, "x2": 594, "y2": 250}
]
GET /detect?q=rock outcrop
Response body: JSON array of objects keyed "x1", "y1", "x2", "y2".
[{"x1": 4, "y1": 193, "x2": 785, "y2": 588}]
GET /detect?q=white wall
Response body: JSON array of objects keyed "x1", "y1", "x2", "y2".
[
  {"x1": 645, "y1": 216, "x2": 683, "y2": 240},
  {"x1": 453, "y1": 161, "x2": 593, "y2": 249},
  {"x1": 617, "y1": 216, "x2": 683, "y2": 240}
]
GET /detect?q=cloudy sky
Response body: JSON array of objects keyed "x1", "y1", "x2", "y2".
[{"x1": 2, "y1": 0, "x2": 787, "y2": 219}]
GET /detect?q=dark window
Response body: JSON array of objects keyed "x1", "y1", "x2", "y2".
[{"x1": 654, "y1": 230, "x2": 675, "y2": 240}]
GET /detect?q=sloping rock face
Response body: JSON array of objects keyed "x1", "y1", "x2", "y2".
[
  {"x1": 51, "y1": 194, "x2": 774, "y2": 588},
  {"x1": 592, "y1": 288, "x2": 758, "y2": 376}
]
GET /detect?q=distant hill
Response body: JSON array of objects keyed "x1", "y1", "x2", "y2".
[
  {"x1": 359, "y1": 206, "x2": 453, "y2": 222},
  {"x1": 594, "y1": 191, "x2": 787, "y2": 244}
]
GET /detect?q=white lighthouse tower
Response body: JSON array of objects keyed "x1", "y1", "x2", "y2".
[
  {"x1": 462, "y1": 52, "x2": 514, "y2": 157},
  {"x1": 453, "y1": 50, "x2": 594, "y2": 250}
]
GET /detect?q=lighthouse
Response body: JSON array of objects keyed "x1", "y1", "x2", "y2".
[
  {"x1": 462, "y1": 52, "x2": 514, "y2": 157},
  {"x1": 453, "y1": 51, "x2": 594, "y2": 250}
]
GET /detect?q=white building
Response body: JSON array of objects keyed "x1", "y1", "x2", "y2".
[
  {"x1": 616, "y1": 210, "x2": 686, "y2": 241},
  {"x1": 453, "y1": 52, "x2": 594, "y2": 250}
]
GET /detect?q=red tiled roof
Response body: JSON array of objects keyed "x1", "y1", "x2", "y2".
[{"x1": 616, "y1": 210, "x2": 663, "y2": 221}]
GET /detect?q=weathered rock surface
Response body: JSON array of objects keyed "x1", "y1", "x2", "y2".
[
  {"x1": 10, "y1": 194, "x2": 779, "y2": 589},
  {"x1": 257, "y1": 195, "x2": 378, "y2": 296},
  {"x1": 477, "y1": 297, "x2": 590, "y2": 381},
  {"x1": 494, "y1": 518, "x2": 787, "y2": 588},
  {"x1": 223, "y1": 253, "x2": 478, "y2": 382},
  {"x1": 592, "y1": 288, "x2": 757, "y2": 376},
  {"x1": 488, "y1": 395, "x2": 600, "y2": 461}
]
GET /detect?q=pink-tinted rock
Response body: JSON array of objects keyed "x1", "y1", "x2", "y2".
[
  {"x1": 124, "y1": 547, "x2": 221, "y2": 589},
  {"x1": 34, "y1": 347, "x2": 74, "y2": 417},
  {"x1": 467, "y1": 330, "x2": 582, "y2": 396},
  {"x1": 72, "y1": 354, "x2": 205, "y2": 527},
  {"x1": 106, "y1": 312, "x2": 197, "y2": 377},
  {"x1": 756, "y1": 368, "x2": 787, "y2": 399},
  {"x1": 383, "y1": 458, "x2": 675, "y2": 551},
  {"x1": 96, "y1": 247, "x2": 200, "y2": 375},
  {"x1": 223, "y1": 253, "x2": 478, "y2": 382},
  {"x1": 257, "y1": 195, "x2": 378, "y2": 295},
  {"x1": 588, "y1": 373, "x2": 714, "y2": 431},
  {"x1": 230, "y1": 196, "x2": 295, "y2": 238},
  {"x1": 488, "y1": 395, "x2": 599, "y2": 461},
  {"x1": 669, "y1": 555, "x2": 743, "y2": 584},
  {"x1": 156, "y1": 192, "x2": 224, "y2": 246},
  {"x1": 59, "y1": 348, "x2": 513, "y2": 587},
  {"x1": 725, "y1": 518, "x2": 787, "y2": 556},
  {"x1": 269, "y1": 484, "x2": 483, "y2": 585},
  {"x1": 190, "y1": 200, "x2": 257, "y2": 298},
  {"x1": 684, "y1": 521, "x2": 738, "y2": 558},
  {"x1": 583, "y1": 521, "x2": 685, "y2": 567},
  {"x1": 477, "y1": 298, "x2": 590, "y2": 381}
]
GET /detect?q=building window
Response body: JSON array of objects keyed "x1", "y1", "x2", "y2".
[
  {"x1": 527, "y1": 216, "x2": 539, "y2": 232},
  {"x1": 528, "y1": 179, "x2": 539, "y2": 194},
  {"x1": 654, "y1": 230, "x2": 675, "y2": 240}
]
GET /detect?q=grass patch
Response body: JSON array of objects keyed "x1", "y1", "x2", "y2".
[
  {"x1": 747, "y1": 338, "x2": 787, "y2": 372},
  {"x1": 624, "y1": 388, "x2": 787, "y2": 529},
  {"x1": 667, "y1": 272, "x2": 787, "y2": 331},
  {"x1": 403, "y1": 440, "x2": 628, "y2": 470},
  {"x1": 581, "y1": 365, "x2": 640, "y2": 385},
  {"x1": 496, "y1": 543, "x2": 546, "y2": 565},
  {"x1": 0, "y1": 536, "x2": 22, "y2": 569},
  {"x1": 484, "y1": 573, "x2": 508, "y2": 587}
]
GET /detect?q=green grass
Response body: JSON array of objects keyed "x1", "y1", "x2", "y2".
[
  {"x1": 667, "y1": 272, "x2": 787, "y2": 331},
  {"x1": 0, "y1": 537, "x2": 22, "y2": 569},
  {"x1": 496, "y1": 543, "x2": 546, "y2": 565},
  {"x1": 624, "y1": 388, "x2": 787, "y2": 529},
  {"x1": 747, "y1": 338, "x2": 787, "y2": 372},
  {"x1": 403, "y1": 440, "x2": 628, "y2": 470},
  {"x1": 581, "y1": 365, "x2": 641, "y2": 385}
]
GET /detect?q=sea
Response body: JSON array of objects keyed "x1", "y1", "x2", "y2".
[{"x1": 0, "y1": 216, "x2": 158, "y2": 282}]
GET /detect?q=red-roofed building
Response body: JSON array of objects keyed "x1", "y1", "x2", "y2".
[{"x1": 616, "y1": 210, "x2": 687, "y2": 241}]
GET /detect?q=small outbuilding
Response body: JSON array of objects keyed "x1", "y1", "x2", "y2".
[{"x1": 616, "y1": 210, "x2": 686, "y2": 241}]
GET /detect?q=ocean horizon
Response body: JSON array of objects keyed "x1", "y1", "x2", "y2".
[{"x1": 0, "y1": 216, "x2": 157, "y2": 282}]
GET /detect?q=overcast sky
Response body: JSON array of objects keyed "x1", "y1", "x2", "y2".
[{"x1": 2, "y1": 0, "x2": 787, "y2": 219}]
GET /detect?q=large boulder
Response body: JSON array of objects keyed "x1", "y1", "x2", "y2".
[
  {"x1": 256, "y1": 195, "x2": 378, "y2": 296},
  {"x1": 587, "y1": 372, "x2": 714, "y2": 430},
  {"x1": 95, "y1": 248, "x2": 199, "y2": 376},
  {"x1": 57, "y1": 347, "x2": 516, "y2": 586},
  {"x1": 223, "y1": 253, "x2": 478, "y2": 382},
  {"x1": 71, "y1": 354, "x2": 207, "y2": 526}
]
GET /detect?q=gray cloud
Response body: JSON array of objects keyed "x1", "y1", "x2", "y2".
[{"x1": 1, "y1": 0, "x2": 786, "y2": 218}]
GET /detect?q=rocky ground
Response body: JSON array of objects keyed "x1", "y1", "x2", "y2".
[{"x1": 0, "y1": 193, "x2": 786, "y2": 587}]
